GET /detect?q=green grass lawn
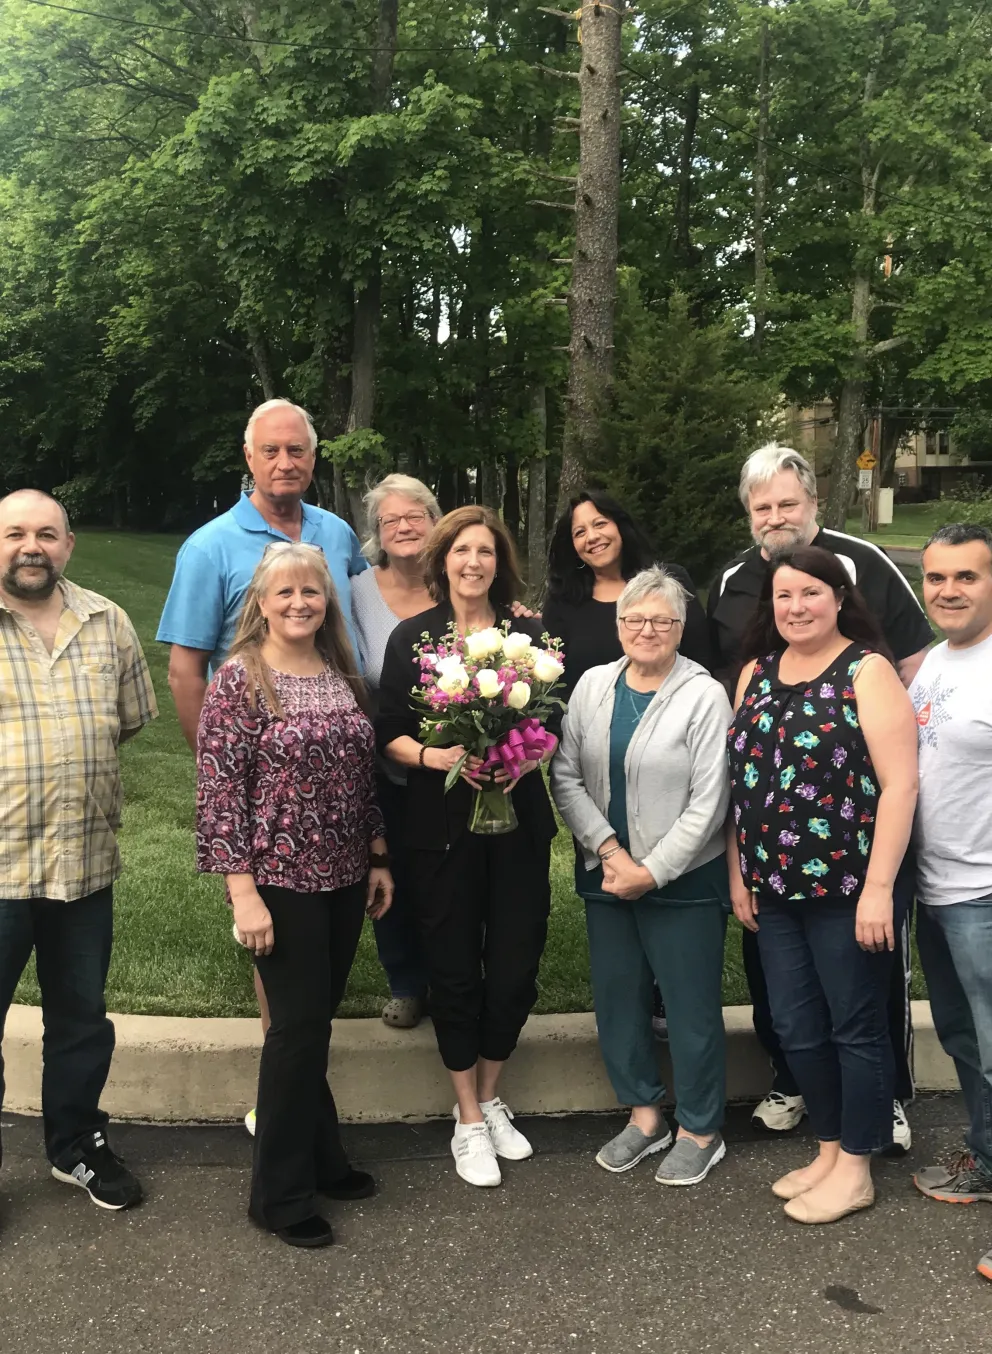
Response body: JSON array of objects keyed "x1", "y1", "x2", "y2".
[
  {"x1": 845, "y1": 500, "x2": 944, "y2": 549},
  {"x1": 14, "y1": 529, "x2": 924, "y2": 1018}
]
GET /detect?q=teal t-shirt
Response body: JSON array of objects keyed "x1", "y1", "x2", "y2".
[{"x1": 575, "y1": 672, "x2": 729, "y2": 907}]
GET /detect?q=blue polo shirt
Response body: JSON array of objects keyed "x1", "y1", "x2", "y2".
[{"x1": 156, "y1": 493, "x2": 368, "y2": 670}]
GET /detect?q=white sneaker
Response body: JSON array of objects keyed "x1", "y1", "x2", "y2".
[
  {"x1": 751, "y1": 1091, "x2": 806, "y2": 1132},
  {"x1": 244, "y1": 1108, "x2": 256, "y2": 1137},
  {"x1": 451, "y1": 1120, "x2": 502, "y2": 1187},
  {"x1": 889, "y1": 1100, "x2": 912, "y2": 1155},
  {"x1": 480, "y1": 1098, "x2": 534, "y2": 1161}
]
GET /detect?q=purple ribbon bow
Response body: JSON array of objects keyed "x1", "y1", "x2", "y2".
[{"x1": 481, "y1": 718, "x2": 556, "y2": 782}]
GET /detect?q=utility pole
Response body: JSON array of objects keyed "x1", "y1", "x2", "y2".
[{"x1": 542, "y1": 3, "x2": 628, "y2": 509}]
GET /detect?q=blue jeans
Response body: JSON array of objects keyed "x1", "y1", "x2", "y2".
[
  {"x1": 372, "y1": 775, "x2": 428, "y2": 999},
  {"x1": 0, "y1": 889, "x2": 115, "y2": 1168},
  {"x1": 917, "y1": 898, "x2": 992, "y2": 1174},
  {"x1": 756, "y1": 898, "x2": 894, "y2": 1154}
]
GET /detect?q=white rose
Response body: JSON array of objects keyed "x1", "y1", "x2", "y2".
[
  {"x1": 503, "y1": 631, "x2": 537, "y2": 663},
  {"x1": 507, "y1": 680, "x2": 531, "y2": 710},
  {"x1": 532, "y1": 651, "x2": 565, "y2": 685},
  {"x1": 475, "y1": 668, "x2": 504, "y2": 699},
  {"x1": 435, "y1": 657, "x2": 469, "y2": 694},
  {"x1": 464, "y1": 627, "x2": 504, "y2": 661}
]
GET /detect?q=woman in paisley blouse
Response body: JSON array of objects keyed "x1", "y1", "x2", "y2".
[
  {"x1": 197, "y1": 542, "x2": 393, "y2": 1249},
  {"x1": 727, "y1": 545, "x2": 917, "y2": 1225}
]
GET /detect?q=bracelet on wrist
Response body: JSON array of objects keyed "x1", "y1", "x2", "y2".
[
  {"x1": 599, "y1": 845, "x2": 621, "y2": 862},
  {"x1": 419, "y1": 745, "x2": 428, "y2": 767},
  {"x1": 369, "y1": 851, "x2": 390, "y2": 868}
]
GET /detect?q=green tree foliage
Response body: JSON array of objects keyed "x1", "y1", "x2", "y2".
[
  {"x1": 593, "y1": 282, "x2": 771, "y2": 579},
  {"x1": 0, "y1": 0, "x2": 991, "y2": 548}
]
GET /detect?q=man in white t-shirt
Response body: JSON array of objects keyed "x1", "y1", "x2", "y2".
[{"x1": 907, "y1": 522, "x2": 992, "y2": 1283}]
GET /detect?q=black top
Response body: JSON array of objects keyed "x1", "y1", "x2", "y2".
[
  {"x1": 727, "y1": 644, "x2": 879, "y2": 902},
  {"x1": 707, "y1": 527, "x2": 932, "y2": 681},
  {"x1": 542, "y1": 562, "x2": 712, "y2": 701},
  {"x1": 375, "y1": 603, "x2": 558, "y2": 852}
]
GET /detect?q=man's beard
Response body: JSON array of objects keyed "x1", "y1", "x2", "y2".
[
  {"x1": 2, "y1": 554, "x2": 60, "y2": 601},
  {"x1": 753, "y1": 522, "x2": 814, "y2": 554}
]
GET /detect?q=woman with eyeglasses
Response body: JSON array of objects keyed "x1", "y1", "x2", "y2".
[
  {"x1": 351, "y1": 474, "x2": 440, "y2": 1029},
  {"x1": 196, "y1": 542, "x2": 393, "y2": 1248},
  {"x1": 551, "y1": 567, "x2": 733, "y2": 1187}
]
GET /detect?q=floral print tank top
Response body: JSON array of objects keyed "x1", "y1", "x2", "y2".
[{"x1": 727, "y1": 644, "x2": 878, "y2": 901}]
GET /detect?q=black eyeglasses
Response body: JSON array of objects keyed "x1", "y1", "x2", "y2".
[{"x1": 618, "y1": 615, "x2": 683, "y2": 634}]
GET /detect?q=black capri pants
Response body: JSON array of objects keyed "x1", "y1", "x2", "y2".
[{"x1": 408, "y1": 828, "x2": 552, "y2": 1071}]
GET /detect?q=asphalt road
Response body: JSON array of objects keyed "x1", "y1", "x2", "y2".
[{"x1": 1, "y1": 1095, "x2": 989, "y2": 1354}]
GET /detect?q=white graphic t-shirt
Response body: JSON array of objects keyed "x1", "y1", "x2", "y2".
[{"x1": 910, "y1": 632, "x2": 992, "y2": 906}]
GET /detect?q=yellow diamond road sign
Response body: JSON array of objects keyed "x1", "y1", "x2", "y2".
[{"x1": 857, "y1": 450, "x2": 878, "y2": 470}]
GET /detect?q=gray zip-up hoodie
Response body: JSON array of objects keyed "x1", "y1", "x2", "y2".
[{"x1": 550, "y1": 654, "x2": 733, "y2": 888}]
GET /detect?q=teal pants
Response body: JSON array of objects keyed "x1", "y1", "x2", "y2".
[{"x1": 585, "y1": 897, "x2": 727, "y2": 1135}]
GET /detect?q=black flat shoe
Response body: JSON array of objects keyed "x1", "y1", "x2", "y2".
[
  {"x1": 274, "y1": 1216, "x2": 335, "y2": 1248},
  {"x1": 318, "y1": 1168, "x2": 375, "y2": 1201}
]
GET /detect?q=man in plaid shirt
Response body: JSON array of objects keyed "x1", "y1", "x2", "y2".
[{"x1": 0, "y1": 490, "x2": 157, "y2": 1212}]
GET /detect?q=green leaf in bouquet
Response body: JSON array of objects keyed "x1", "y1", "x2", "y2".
[{"x1": 444, "y1": 749, "x2": 470, "y2": 793}]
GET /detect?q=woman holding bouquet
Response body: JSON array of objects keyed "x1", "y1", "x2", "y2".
[{"x1": 377, "y1": 506, "x2": 560, "y2": 1188}]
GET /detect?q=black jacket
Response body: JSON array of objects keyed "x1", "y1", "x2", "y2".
[{"x1": 376, "y1": 603, "x2": 558, "y2": 852}]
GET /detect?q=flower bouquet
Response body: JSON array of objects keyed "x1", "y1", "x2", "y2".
[{"x1": 410, "y1": 621, "x2": 566, "y2": 835}]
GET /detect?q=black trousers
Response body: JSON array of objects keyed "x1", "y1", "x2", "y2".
[
  {"x1": 409, "y1": 829, "x2": 552, "y2": 1072},
  {"x1": 250, "y1": 883, "x2": 365, "y2": 1229},
  {"x1": 743, "y1": 869, "x2": 916, "y2": 1105},
  {"x1": 0, "y1": 888, "x2": 115, "y2": 1169}
]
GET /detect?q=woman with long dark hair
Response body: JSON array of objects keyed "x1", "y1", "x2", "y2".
[
  {"x1": 543, "y1": 490, "x2": 711, "y2": 699},
  {"x1": 727, "y1": 545, "x2": 918, "y2": 1224}
]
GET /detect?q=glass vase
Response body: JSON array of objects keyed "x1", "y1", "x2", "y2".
[{"x1": 468, "y1": 775, "x2": 519, "y2": 835}]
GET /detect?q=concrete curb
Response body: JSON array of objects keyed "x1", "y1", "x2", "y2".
[{"x1": 5, "y1": 1000, "x2": 955, "y2": 1124}]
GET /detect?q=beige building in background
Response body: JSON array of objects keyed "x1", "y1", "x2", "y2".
[{"x1": 785, "y1": 403, "x2": 976, "y2": 497}]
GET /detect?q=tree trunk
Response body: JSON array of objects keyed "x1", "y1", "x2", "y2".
[
  {"x1": 504, "y1": 451, "x2": 521, "y2": 541},
  {"x1": 557, "y1": 0, "x2": 627, "y2": 509},
  {"x1": 342, "y1": 0, "x2": 398, "y2": 501},
  {"x1": 480, "y1": 461, "x2": 499, "y2": 509},
  {"x1": 527, "y1": 385, "x2": 549, "y2": 599},
  {"x1": 247, "y1": 322, "x2": 278, "y2": 400},
  {"x1": 675, "y1": 82, "x2": 700, "y2": 273},
  {"x1": 753, "y1": 15, "x2": 770, "y2": 352},
  {"x1": 879, "y1": 415, "x2": 902, "y2": 487},
  {"x1": 824, "y1": 272, "x2": 871, "y2": 528}
]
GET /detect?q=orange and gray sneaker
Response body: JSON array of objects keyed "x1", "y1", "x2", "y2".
[
  {"x1": 978, "y1": 1248, "x2": 992, "y2": 1282},
  {"x1": 914, "y1": 1151, "x2": 992, "y2": 1203}
]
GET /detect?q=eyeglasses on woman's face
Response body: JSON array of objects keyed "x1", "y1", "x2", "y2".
[
  {"x1": 378, "y1": 510, "x2": 431, "y2": 531},
  {"x1": 262, "y1": 541, "x2": 325, "y2": 558},
  {"x1": 618, "y1": 614, "x2": 682, "y2": 634}
]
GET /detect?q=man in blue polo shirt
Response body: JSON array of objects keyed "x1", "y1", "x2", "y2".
[{"x1": 157, "y1": 397, "x2": 368, "y2": 749}]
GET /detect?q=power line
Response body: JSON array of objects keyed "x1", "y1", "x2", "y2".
[{"x1": 19, "y1": 0, "x2": 578, "y2": 54}]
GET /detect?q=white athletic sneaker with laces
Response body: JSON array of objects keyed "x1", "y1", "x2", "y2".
[
  {"x1": 751, "y1": 1091, "x2": 806, "y2": 1132},
  {"x1": 451, "y1": 1119, "x2": 502, "y2": 1187},
  {"x1": 889, "y1": 1100, "x2": 912, "y2": 1155},
  {"x1": 480, "y1": 1098, "x2": 534, "y2": 1161}
]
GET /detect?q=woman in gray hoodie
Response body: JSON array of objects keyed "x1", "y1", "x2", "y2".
[{"x1": 551, "y1": 566, "x2": 733, "y2": 1186}]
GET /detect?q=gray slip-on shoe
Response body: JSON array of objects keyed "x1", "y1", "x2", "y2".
[
  {"x1": 655, "y1": 1133, "x2": 726, "y2": 1186},
  {"x1": 595, "y1": 1122, "x2": 673, "y2": 1174}
]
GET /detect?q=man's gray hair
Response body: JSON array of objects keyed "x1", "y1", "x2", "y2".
[
  {"x1": 0, "y1": 488, "x2": 71, "y2": 535},
  {"x1": 739, "y1": 442, "x2": 818, "y2": 508},
  {"x1": 361, "y1": 473, "x2": 441, "y2": 563},
  {"x1": 244, "y1": 398, "x2": 318, "y2": 455},
  {"x1": 617, "y1": 565, "x2": 688, "y2": 624},
  {"x1": 924, "y1": 522, "x2": 992, "y2": 556}
]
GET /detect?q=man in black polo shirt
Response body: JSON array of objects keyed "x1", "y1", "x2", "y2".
[{"x1": 709, "y1": 443, "x2": 932, "y2": 1150}]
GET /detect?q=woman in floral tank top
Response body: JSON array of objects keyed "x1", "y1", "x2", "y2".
[{"x1": 727, "y1": 545, "x2": 918, "y2": 1226}]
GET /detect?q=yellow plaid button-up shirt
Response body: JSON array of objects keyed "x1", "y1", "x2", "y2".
[{"x1": 0, "y1": 578, "x2": 158, "y2": 901}]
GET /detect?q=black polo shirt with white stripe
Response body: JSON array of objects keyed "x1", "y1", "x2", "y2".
[{"x1": 707, "y1": 527, "x2": 933, "y2": 679}]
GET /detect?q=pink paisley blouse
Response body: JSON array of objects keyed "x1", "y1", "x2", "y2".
[{"x1": 196, "y1": 659, "x2": 384, "y2": 891}]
